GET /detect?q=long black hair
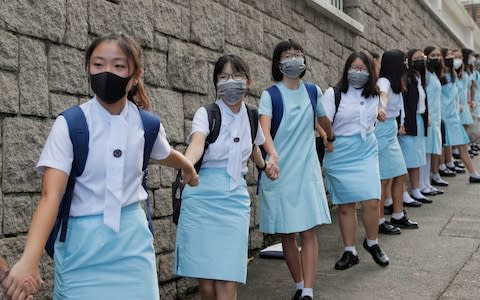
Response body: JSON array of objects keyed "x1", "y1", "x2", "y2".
[
  {"x1": 440, "y1": 48, "x2": 456, "y2": 85},
  {"x1": 424, "y1": 46, "x2": 444, "y2": 81},
  {"x1": 462, "y1": 48, "x2": 474, "y2": 74},
  {"x1": 406, "y1": 48, "x2": 426, "y2": 88},
  {"x1": 379, "y1": 49, "x2": 406, "y2": 94},
  {"x1": 336, "y1": 51, "x2": 379, "y2": 98}
]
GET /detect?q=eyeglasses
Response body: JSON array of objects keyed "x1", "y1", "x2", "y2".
[
  {"x1": 349, "y1": 65, "x2": 368, "y2": 72},
  {"x1": 217, "y1": 72, "x2": 247, "y2": 82},
  {"x1": 280, "y1": 52, "x2": 304, "y2": 60}
]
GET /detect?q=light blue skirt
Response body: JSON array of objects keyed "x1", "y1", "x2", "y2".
[
  {"x1": 54, "y1": 203, "x2": 159, "y2": 300},
  {"x1": 444, "y1": 119, "x2": 470, "y2": 146},
  {"x1": 374, "y1": 117, "x2": 407, "y2": 179},
  {"x1": 399, "y1": 114, "x2": 427, "y2": 168},
  {"x1": 459, "y1": 106, "x2": 474, "y2": 125},
  {"x1": 175, "y1": 168, "x2": 250, "y2": 283},
  {"x1": 426, "y1": 122, "x2": 442, "y2": 155},
  {"x1": 323, "y1": 133, "x2": 380, "y2": 205}
]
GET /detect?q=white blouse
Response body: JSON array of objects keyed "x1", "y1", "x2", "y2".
[
  {"x1": 324, "y1": 86, "x2": 379, "y2": 140},
  {"x1": 36, "y1": 97, "x2": 171, "y2": 232},
  {"x1": 189, "y1": 100, "x2": 265, "y2": 190},
  {"x1": 377, "y1": 77, "x2": 405, "y2": 123},
  {"x1": 416, "y1": 75, "x2": 426, "y2": 114}
]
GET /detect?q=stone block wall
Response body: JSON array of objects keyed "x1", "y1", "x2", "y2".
[{"x1": 0, "y1": 0, "x2": 461, "y2": 299}]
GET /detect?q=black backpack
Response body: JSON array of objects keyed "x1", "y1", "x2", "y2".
[{"x1": 171, "y1": 103, "x2": 259, "y2": 225}]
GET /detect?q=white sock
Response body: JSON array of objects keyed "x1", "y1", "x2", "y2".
[
  {"x1": 470, "y1": 171, "x2": 480, "y2": 178},
  {"x1": 453, "y1": 148, "x2": 459, "y2": 154},
  {"x1": 344, "y1": 246, "x2": 357, "y2": 255},
  {"x1": 446, "y1": 161, "x2": 455, "y2": 168},
  {"x1": 439, "y1": 164, "x2": 446, "y2": 170},
  {"x1": 403, "y1": 191, "x2": 414, "y2": 203},
  {"x1": 301, "y1": 288, "x2": 313, "y2": 298},
  {"x1": 411, "y1": 188, "x2": 425, "y2": 199},
  {"x1": 432, "y1": 173, "x2": 441, "y2": 181},
  {"x1": 295, "y1": 281, "x2": 304, "y2": 290},
  {"x1": 392, "y1": 211, "x2": 405, "y2": 220},
  {"x1": 420, "y1": 155, "x2": 432, "y2": 189},
  {"x1": 384, "y1": 198, "x2": 393, "y2": 206},
  {"x1": 366, "y1": 239, "x2": 378, "y2": 247},
  {"x1": 379, "y1": 217, "x2": 386, "y2": 225}
]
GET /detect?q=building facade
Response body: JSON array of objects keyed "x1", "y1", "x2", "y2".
[{"x1": 0, "y1": 0, "x2": 476, "y2": 299}]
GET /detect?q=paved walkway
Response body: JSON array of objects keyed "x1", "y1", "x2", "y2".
[{"x1": 235, "y1": 158, "x2": 480, "y2": 300}]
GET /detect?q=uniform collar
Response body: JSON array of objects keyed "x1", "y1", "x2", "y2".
[{"x1": 93, "y1": 96, "x2": 129, "y2": 124}]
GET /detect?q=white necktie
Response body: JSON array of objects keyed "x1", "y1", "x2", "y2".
[
  {"x1": 104, "y1": 116, "x2": 128, "y2": 232},
  {"x1": 226, "y1": 115, "x2": 242, "y2": 190}
]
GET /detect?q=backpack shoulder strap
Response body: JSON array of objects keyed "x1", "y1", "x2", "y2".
[
  {"x1": 138, "y1": 108, "x2": 161, "y2": 235},
  {"x1": 55, "y1": 105, "x2": 89, "y2": 247},
  {"x1": 332, "y1": 87, "x2": 342, "y2": 124},
  {"x1": 138, "y1": 109, "x2": 161, "y2": 171},
  {"x1": 266, "y1": 85, "x2": 283, "y2": 141},
  {"x1": 61, "y1": 105, "x2": 89, "y2": 177},
  {"x1": 204, "y1": 103, "x2": 222, "y2": 146},
  {"x1": 245, "y1": 103, "x2": 259, "y2": 144},
  {"x1": 193, "y1": 103, "x2": 221, "y2": 173}
]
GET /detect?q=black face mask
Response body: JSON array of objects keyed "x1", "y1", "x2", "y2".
[
  {"x1": 444, "y1": 57, "x2": 454, "y2": 69},
  {"x1": 90, "y1": 72, "x2": 132, "y2": 104},
  {"x1": 427, "y1": 58, "x2": 441, "y2": 72},
  {"x1": 411, "y1": 60, "x2": 425, "y2": 72}
]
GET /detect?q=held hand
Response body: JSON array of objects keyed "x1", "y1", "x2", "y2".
[
  {"x1": 3, "y1": 258, "x2": 43, "y2": 300},
  {"x1": 324, "y1": 140, "x2": 334, "y2": 152},
  {"x1": 181, "y1": 164, "x2": 199, "y2": 187},
  {"x1": 377, "y1": 108, "x2": 387, "y2": 122},
  {"x1": 265, "y1": 155, "x2": 279, "y2": 180},
  {"x1": 398, "y1": 125, "x2": 406, "y2": 135}
]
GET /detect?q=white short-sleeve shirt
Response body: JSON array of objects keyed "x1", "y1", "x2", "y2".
[
  {"x1": 377, "y1": 77, "x2": 404, "y2": 119},
  {"x1": 323, "y1": 86, "x2": 379, "y2": 138},
  {"x1": 188, "y1": 100, "x2": 265, "y2": 175},
  {"x1": 36, "y1": 97, "x2": 171, "y2": 217}
]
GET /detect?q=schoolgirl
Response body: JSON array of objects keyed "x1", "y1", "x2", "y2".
[
  {"x1": 439, "y1": 48, "x2": 480, "y2": 184},
  {"x1": 258, "y1": 39, "x2": 333, "y2": 300},
  {"x1": 2, "y1": 33, "x2": 199, "y2": 300},
  {"x1": 376, "y1": 50, "x2": 419, "y2": 235},
  {"x1": 398, "y1": 49, "x2": 431, "y2": 203},
  {"x1": 419, "y1": 46, "x2": 445, "y2": 196},
  {"x1": 461, "y1": 48, "x2": 479, "y2": 156},
  {"x1": 174, "y1": 54, "x2": 268, "y2": 300},
  {"x1": 323, "y1": 51, "x2": 389, "y2": 270}
]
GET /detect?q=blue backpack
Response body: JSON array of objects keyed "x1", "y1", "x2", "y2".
[
  {"x1": 257, "y1": 82, "x2": 318, "y2": 183},
  {"x1": 45, "y1": 105, "x2": 160, "y2": 258}
]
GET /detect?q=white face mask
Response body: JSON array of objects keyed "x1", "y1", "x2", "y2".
[{"x1": 453, "y1": 58, "x2": 463, "y2": 70}]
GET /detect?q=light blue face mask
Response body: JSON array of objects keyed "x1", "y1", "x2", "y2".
[
  {"x1": 217, "y1": 79, "x2": 248, "y2": 105},
  {"x1": 280, "y1": 57, "x2": 306, "y2": 78},
  {"x1": 347, "y1": 70, "x2": 370, "y2": 88}
]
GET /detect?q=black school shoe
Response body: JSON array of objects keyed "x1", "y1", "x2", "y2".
[
  {"x1": 439, "y1": 168, "x2": 457, "y2": 177},
  {"x1": 431, "y1": 177, "x2": 449, "y2": 186},
  {"x1": 384, "y1": 204, "x2": 393, "y2": 215},
  {"x1": 334, "y1": 251, "x2": 360, "y2": 270},
  {"x1": 379, "y1": 221, "x2": 401, "y2": 235},
  {"x1": 292, "y1": 289, "x2": 302, "y2": 300},
  {"x1": 403, "y1": 200, "x2": 422, "y2": 207},
  {"x1": 447, "y1": 165, "x2": 466, "y2": 174},
  {"x1": 470, "y1": 176, "x2": 480, "y2": 183},
  {"x1": 410, "y1": 194, "x2": 433, "y2": 204},
  {"x1": 391, "y1": 216, "x2": 419, "y2": 229},
  {"x1": 301, "y1": 297, "x2": 313, "y2": 300},
  {"x1": 363, "y1": 239, "x2": 389, "y2": 267},
  {"x1": 454, "y1": 160, "x2": 465, "y2": 168}
]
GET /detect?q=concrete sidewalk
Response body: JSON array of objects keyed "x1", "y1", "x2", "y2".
[{"x1": 235, "y1": 158, "x2": 480, "y2": 300}]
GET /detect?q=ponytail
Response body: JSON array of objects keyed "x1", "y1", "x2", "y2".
[{"x1": 128, "y1": 80, "x2": 150, "y2": 109}]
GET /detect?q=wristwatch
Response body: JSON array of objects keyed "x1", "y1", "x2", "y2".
[
  {"x1": 327, "y1": 135, "x2": 336, "y2": 142},
  {"x1": 259, "y1": 161, "x2": 268, "y2": 171}
]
